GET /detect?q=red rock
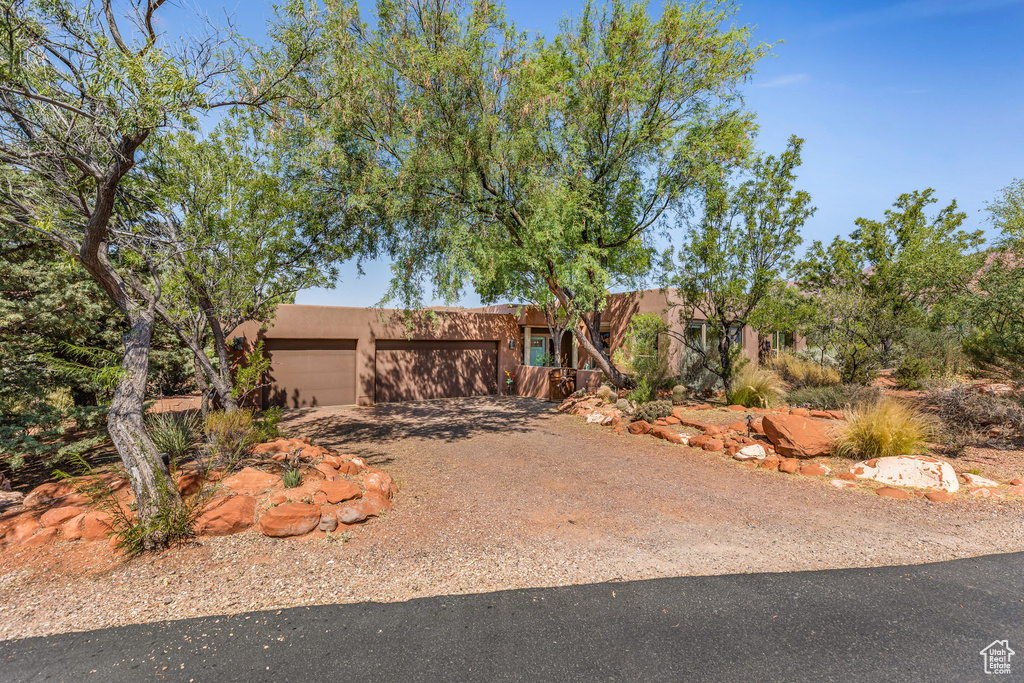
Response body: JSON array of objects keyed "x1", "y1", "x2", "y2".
[
  {"x1": 258, "y1": 502, "x2": 321, "y2": 537},
  {"x1": 688, "y1": 435, "x2": 708, "y2": 449},
  {"x1": 799, "y1": 463, "x2": 829, "y2": 476},
  {"x1": 751, "y1": 420, "x2": 765, "y2": 435},
  {"x1": 3, "y1": 517, "x2": 40, "y2": 544},
  {"x1": 21, "y1": 527, "x2": 59, "y2": 547},
  {"x1": 269, "y1": 493, "x2": 288, "y2": 505},
  {"x1": 809, "y1": 410, "x2": 830, "y2": 419},
  {"x1": 837, "y1": 472, "x2": 857, "y2": 481},
  {"x1": 694, "y1": 404, "x2": 713, "y2": 411},
  {"x1": 761, "y1": 414, "x2": 837, "y2": 459},
  {"x1": 727, "y1": 405, "x2": 747, "y2": 411},
  {"x1": 626, "y1": 419, "x2": 651, "y2": 436},
  {"x1": 82, "y1": 512, "x2": 112, "y2": 540},
  {"x1": 23, "y1": 481, "x2": 79, "y2": 509},
  {"x1": 661, "y1": 431, "x2": 687, "y2": 445},
  {"x1": 321, "y1": 455, "x2": 343, "y2": 468},
  {"x1": 337, "y1": 507, "x2": 367, "y2": 525},
  {"x1": 971, "y1": 487, "x2": 1003, "y2": 499},
  {"x1": 703, "y1": 438, "x2": 724, "y2": 452},
  {"x1": 300, "y1": 446, "x2": 326, "y2": 461},
  {"x1": 40, "y1": 505, "x2": 83, "y2": 528},
  {"x1": 831, "y1": 479, "x2": 857, "y2": 489},
  {"x1": 1009, "y1": 478, "x2": 1024, "y2": 487},
  {"x1": 875, "y1": 486, "x2": 912, "y2": 500},
  {"x1": 729, "y1": 421, "x2": 748, "y2": 433},
  {"x1": 726, "y1": 445, "x2": 740, "y2": 457},
  {"x1": 62, "y1": 513, "x2": 86, "y2": 540},
  {"x1": 704, "y1": 425, "x2": 722, "y2": 436},
  {"x1": 175, "y1": 472, "x2": 205, "y2": 497},
  {"x1": 664, "y1": 416, "x2": 680, "y2": 425},
  {"x1": 827, "y1": 410, "x2": 845, "y2": 421},
  {"x1": 252, "y1": 442, "x2": 283, "y2": 455},
  {"x1": 654, "y1": 418, "x2": 668, "y2": 426},
  {"x1": 924, "y1": 491, "x2": 954, "y2": 503},
  {"x1": 354, "y1": 492, "x2": 392, "y2": 518},
  {"x1": 222, "y1": 467, "x2": 282, "y2": 491},
  {"x1": 336, "y1": 462, "x2": 360, "y2": 475},
  {"x1": 1007, "y1": 485, "x2": 1024, "y2": 496},
  {"x1": 315, "y1": 463, "x2": 340, "y2": 481},
  {"x1": 272, "y1": 453, "x2": 288, "y2": 462},
  {"x1": 320, "y1": 480, "x2": 362, "y2": 504},
  {"x1": 195, "y1": 495, "x2": 256, "y2": 536},
  {"x1": 779, "y1": 458, "x2": 799, "y2": 474},
  {"x1": 760, "y1": 455, "x2": 780, "y2": 470},
  {"x1": 789, "y1": 407, "x2": 810, "y2": 417}
]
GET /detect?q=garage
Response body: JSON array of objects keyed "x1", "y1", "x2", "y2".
[
  {"x1": 263, "y1": 339, "x2": 357, "y2": 408},
  {"x1": 375, "y1": 340, "x2": 498, "y2": 403}
]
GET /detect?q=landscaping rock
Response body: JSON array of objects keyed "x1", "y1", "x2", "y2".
[
  {"x1": 627, "y1": 420, "x2": 652, "y2": 435},
  {"x1": 971, "y1": 487, "x2": 1003, "y2": 499},
  {"x1": 23, "y1": 481, "x2": 80, "y2": 509},
  {"x1": 809, "y1": 410, "x2": 831, "y2": 419},
  {"x1": 337, "y1": 507, "x2": 367, "y2": 525},
  {"x1": 961, "y1": 472, "x2": 999, "y2": 488},
  {"x1": 827, "y1": 410, "x2": 844, "y2": 420},
  {"x1": 729, "y1": 421, "x2": 748, "y2": 433},
  {"x1": 22, "y1": 527, "x2": 58, "y2": 547},
  {"x1": 62, "y1": 513, "x2": 85, "y2": 540},
  {"x1": 760, "y1": 455, "x2": 780, "y2": 470},
  {"x1": 321, "y1": 455, "x2": 343, "y2": 468},
  {"x1": 258, "y1": 502, "x2": 321, "y2": 538},
  {"x1": 924, "y1": 491, "x2": 954, "y2": 503},
  {"x1": 851, "y1": 456, "x2": 959, "y2": 493},
  {"x1": 734, "y1": 444, "x2": 767, "y2": 461},
  {"x1": 831, "y1": 479, "x2": 857, "y2": 489},
  {"x1": 354, "y1": 492, "x2": 392, "y2": 518},
  {"x1": 252, "y1": 442, "x2": 283, "y2": 455},
  {"x1": 703, "y1": 438, "x2": 724, "y2": 452},
  {"x1": 799, "y1": 463, "x2": 830, "y2": 476},
  {"x1": 661, "y1": 431, "x2": 688, "y2": 446},
  {"x1": 727, "y1": 405, "x2": 746, "y2": 411},
  {"x1": 81, "y1": 512, "x2": 112, "y2": 541},
  {"x1": 195, "y1": 495, "x2": 256, "y2": 536},
  {"x1": 175, "y1": 472, "x2": 205, "y2": 497},
  {"x1": 269, "y1": 493, "x2": 288, "y2": 505},
  {"x1": 664, "y1": 416, "x2": 680, "y2": 425},
  {"x1": 789, "y1": 407, "x2": 810, "y2": 417},
  {"x1": 875, "y1": 486, "x2": 912, "y2": 500},
  {"x1": 319, "y1": 515, "x2": 338, "y2": 532},
  {"x1": 779, "y1": 458, "x2": 799, "y2": 474},
  {"x1": 320, "y1": 480, "x2": 362, "y2": 504},
  {"x1": 40, "y1": 506, "x2": 83, "y2": 528},
  {"x1": 837, "y1": 472, "x2": 857, "y2": 481},
  {"x1": 3, "y1": 517, "x2": 40, "y2": 544},
  {"x1": 223, "y1": 467, "x2": 282, "y2": 491},
  {"x1": 0, "y1": 491, "x2": 24, "y2": 511},
  {"x1": 762, "y1": 414, "x2": 836, "y2": 459}
]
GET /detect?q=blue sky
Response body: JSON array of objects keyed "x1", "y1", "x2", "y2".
[{"x1": 183, "y1": 0, "x2": 1024, "y2": 307}]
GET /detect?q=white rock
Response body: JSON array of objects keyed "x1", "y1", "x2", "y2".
[
  {"x1": 961, "y1": 472, "x2": 999, "y2": 488},
  {"x1": 831, "y1": 479, "x2": 857, "y2": 489},
  {"x1": 851, "y1": 455, "x2": 959, "y2": 493},
  {"x1": 733, "y1": 444, "x2": 767, "y2": 461}
]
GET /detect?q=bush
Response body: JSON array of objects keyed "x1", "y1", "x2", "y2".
[
  {"x1": 727, "y1": 366, "x2": 784, "y2": 408},
  {"x1": 894, "y1": 357, "x2": 933, "y2": 390},
  {"x1": 635, "y1": 400, "x2": 672, "y2": 424},
  {"x1": 930, "y1": 384, "x2": 1024, "y2": 433},
  {"x1": 769, "y1": 353, "x2": 840, "y2": 389},
  {"x1": 786, "y1": 384, "x2": 880, "y2": 411},
  {"x1": 204, "y1": 408, "x2": 257, "y2": 461},
  {"x1": 252, "y1": 406, "x2": 285, "y2": 443},
  {"x1": 833, "y1": 398, "x2": 931, "y2": 459},
  {"x1": 146, "y1": 411, "x2": 203, "y2": 470},
  {"x1": 626, "y1": 377, "x2": 653, "y2": 404}
]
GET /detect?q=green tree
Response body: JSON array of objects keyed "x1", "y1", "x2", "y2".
[
  {"x1": 662, "y1": 136, "x2": 814, "y2": 392},
  {"x1": 284, "y1": 0, "x2": 769, "y2": 387}
]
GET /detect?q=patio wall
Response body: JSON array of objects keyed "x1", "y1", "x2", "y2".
[{"x1": 514, "y1": 366, "x2": 603, "y2": 401}]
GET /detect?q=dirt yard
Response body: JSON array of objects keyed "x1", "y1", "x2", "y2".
[{"x1": 3, "y1": 396, "x2": 1024, "y2": 640}]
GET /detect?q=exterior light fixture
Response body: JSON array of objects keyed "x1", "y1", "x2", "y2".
[
  {"x1": 232, "y1": 336, "x2": 246, "y2": 351},
  {"x1": 508, "y1": 338, "x2": 516, "y2": 350}
]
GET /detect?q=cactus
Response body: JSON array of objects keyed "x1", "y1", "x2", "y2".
[
  {"x1": 635, "y1": 400, "x2": 672, "y2": 424},
  {"x1": 615, "y1": 399, "x2": 630, "y2": 412},
  {"x1": 672, "y1": 385, "x2": 686, "y2": 406},
  {"x1": 596, "y1": 384, "x2": 616, "y2": 403}
]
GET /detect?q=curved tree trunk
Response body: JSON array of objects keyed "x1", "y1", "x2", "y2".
[{"x1": 107, "y1": 305, "x2": 182, "y2": 550}]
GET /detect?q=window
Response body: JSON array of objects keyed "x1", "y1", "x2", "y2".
[{"x1": 770, "y1": 331, "x2": 795, "y2": 354}]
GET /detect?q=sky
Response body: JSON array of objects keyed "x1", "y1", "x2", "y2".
[{"x1": 177, "y1": 0, "x2": 1024, "y2": 308}]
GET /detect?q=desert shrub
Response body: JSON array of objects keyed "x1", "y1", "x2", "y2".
[
  {"x1": 833, "y1": 398, "x2": 931, "y2": 459},
  {"x1": 894, "y1": 356, "x2": 933, "y2": 390},
  {"x1": 282, "y1": 468, "x2": 303, "y2": 488},
  {"x1": 204, "y1": 408, "x2": 257, "y2": 461},
  {"x1": 618, "y1": 313, "x2": 669, "y2": 390},
  {"x1": 671, "y1": 385, "x2": 686, "y2": 405},
  {"x1": 146, "y1": 411, "x2": 203, "y2": 470},
  {"x1": 786, "y1": 384, "x2": 880, "y2": 411},
  {"x1": 727, "y1": 366, "x2": 784, "y2": 408},
  {"x1": 597, "y1": 385, "x2": 617, "y2": 403},
  {"x1": 252, "y1": 406, "x2": 285, "y2": 443},
  {"x1": 930, "y1": 384, "x2": 1024, "y2": 433},
  {"x1": 635, "y1": 400, "x2": 672, "y2": 424},
  {"x1": 626, "y1": 377, "x2": 653, "y2": 404},
  {"x1": 769, "y1": 353, "x2": 840, "y2": 389}
]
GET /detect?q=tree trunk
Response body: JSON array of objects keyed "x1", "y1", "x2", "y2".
[
  {"x1": 107, "y1": 306, "x2": 182, "y2": 550},
  {"x1": 719, "y1": 329, "x2": 735, "y2": 394},
  {"x1": 570, "y1": 325, "x2": 633, "y2": 388},
  {"x1": 758, "y1": 334, "x2": 772, "y2": 366},
  {"x1": 193, "y1": 355, "x2": 211, "y2": 418}
]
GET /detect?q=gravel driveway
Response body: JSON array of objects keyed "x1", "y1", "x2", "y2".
[{"x1": 3, "y1": 396, "x2": 1023, "y2": 640}]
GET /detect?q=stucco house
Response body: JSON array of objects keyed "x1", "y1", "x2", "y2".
[{"x1": 236, "y1": 288, "x2": 803, "y2": 408}]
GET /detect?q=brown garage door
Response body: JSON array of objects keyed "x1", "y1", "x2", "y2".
[
  {"x1": 375, "y1": 340, "x2": 498, "y2": 403},
  {"x1": 263, "y1": 339, "x2": 357, "y2": 408}
]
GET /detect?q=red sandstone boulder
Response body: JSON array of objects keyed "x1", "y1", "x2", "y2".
[
  {"x1": 761, "y1": 414, "x2": 837, "y2": 459},
  {"x1": 628, "y1": 420, "x2": 652, "y2": 435},
  {"x1": 82, "y1": 511, "x2": 112, "y2": 540},
  {"x1": 837, "y1": 472, "x2": 856, "y2": 481},
  {"x1": 23, "y1": 481, "x2": 80, "y2": 509},
  {"x1": 315, "y1": 462, "x2": 340, "y2": 481},
  {"x1": 924, "y1": 491, "x2": 954, "y2": 503},
  {"x1": 354, "y1": 492, "x2": 392, "y2": 518},
  {"x1": 703, "y1": 438, "x2": 724, "y2": 452},
  {"x1": 223, "y1": 467, "x2": 282, "y2": 491},
  {"x1": 337, "y1": 461, "x2": 360, "y2": 475},
  {"x1": 40, "y1": 505, "x2": 83, "y2": 528},
  {"x1": 688, "y1": 435, "x2": 708, "y2": 449},
  {"x1": 336, "y1": 507, "x2": 367, "y2": 525},
  {"x1": 728, "y1": 421, "x2": 748, "y2": 433},
  {"x1": 364, "y1": 473, "x2": 396, "y2": 500},
  {"x1": 827, "y1": 410, "x2": 845, "y2": 420},
  {"x1": 259, "y1": 502, "x2": 321, "y2": 538},
  {"x1": 62, "y1": 513, "x2": 86, "y2": 540},
  {"x1": 175, "y1": 471, "x2": 205, "y2": 497},
  {"x1": 252, "y1": 442, "x2": 283, "y2": 455},
  {"x1": 789, "y1": 407, "x2": 810, "y2": 417},
  {"x1": 760, "y1": 455, "x2": 780, "y2": 470},
  {"x1": 727, "y1": 405, "x2": 746, "y2": 412},
  {"x1": 875, "y1": 486, "x2": 912, "y2": 500},
  {"x1": 22, "y1": 527, "x2": 59, "y2": 547},
  {"x1": 779, "y1": 458, "x2": 799, "y2": 474},
  {"x1": 195, "y1": 495, "x2": 256, "y2": 536},
  {"x1": 321, "y1": 455, "x2": 343, "y2": 468},
  {"x1": 798, "y1": 463, "x2": 830, "y2": 477},
  {"x1": 320, "y1": 480, "x2": 362, "y2": 504},
  {"x1": 3, "y1": 516, "x2": 40, "y2": 544}
]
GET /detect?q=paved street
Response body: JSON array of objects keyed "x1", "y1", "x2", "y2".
[{"x1": 2, "y1": 551, "x2": 1022, "y2": 681}]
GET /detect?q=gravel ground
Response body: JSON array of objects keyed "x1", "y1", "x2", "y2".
[{"x1": 3, "y1": 396, "x2": 1024, "y2": 641}]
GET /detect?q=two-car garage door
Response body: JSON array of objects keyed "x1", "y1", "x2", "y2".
[{"x1": 374, "y1": 340, "x2": 498, "y2": 403}]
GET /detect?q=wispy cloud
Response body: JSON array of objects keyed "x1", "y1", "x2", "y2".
[
  {"x1": 819, "y1": 0, "x2": 1024, "y2": 32},
  {"x1": 756, "y1": 73, "x2": 810, "y2": 88}
]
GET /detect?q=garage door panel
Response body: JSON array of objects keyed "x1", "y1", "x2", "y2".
[
  {"x1": 264, "y1": 339, "x2": 357, "y2": 408},
  {"x1": 375, "y1": 340, "x2": 497, "y2": 403}
]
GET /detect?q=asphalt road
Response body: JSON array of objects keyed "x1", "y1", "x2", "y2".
[{"x1": 2, "y1": 552, "x2": 1022, "y2": 682}]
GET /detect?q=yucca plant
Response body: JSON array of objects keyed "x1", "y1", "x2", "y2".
[
  {"x1": 727, "y1": 365, "x2": 784, "y2": 408},
  {"x1": 146, "y1": 411, "x2": 203, "y2": 470},
  {"x1": 833, "y1": 398, "x2": 931, "y2": 459},
  {"x1": 282, "y1": 468, "x2": 303, "y2": 488}
]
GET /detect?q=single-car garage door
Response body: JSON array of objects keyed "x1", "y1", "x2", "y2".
[
  {"x1": 375, "y1": 340, "x2": 498, "y2": 403},
  {"x1": 263, "y1": 339, "x2": 357, "y2": 408}
]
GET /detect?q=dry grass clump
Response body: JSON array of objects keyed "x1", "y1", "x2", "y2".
[
  {"x1": 770, "y1": 353, "x2": 841, "y2": 388},
  {"x1": 728, "y1": 365, "x2": 784, "y2": 408},
  {"x1": 833, "y1": 397, "x2": 931, "y2": 459}
]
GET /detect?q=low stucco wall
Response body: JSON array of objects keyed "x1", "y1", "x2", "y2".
[{"x1": 514, "y1": 366, "x2": 603, "y2": 401}]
